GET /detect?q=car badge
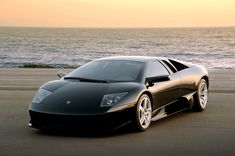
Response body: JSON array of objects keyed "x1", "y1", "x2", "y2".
[{"x1": 66, "y1": 101, "x2": 71, "y2": 105}]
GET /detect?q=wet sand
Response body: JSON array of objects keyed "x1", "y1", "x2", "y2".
[{"x1": 0, "y1": 68, "x2": 235, "y2": 156}]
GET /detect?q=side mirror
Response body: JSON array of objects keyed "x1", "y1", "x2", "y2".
[
  {"x1": 146, "y1": 75, "x2": 170, "y2": 87},
  {"x1": 57, "y1": 71, "x2": 67, "y2": 78}
]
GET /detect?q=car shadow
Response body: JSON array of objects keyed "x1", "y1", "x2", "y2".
[{"x1": 34, "y1": 124, "x2": 138, "y2": 138}]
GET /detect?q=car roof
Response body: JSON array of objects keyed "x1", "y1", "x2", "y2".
[{"x1": 97, "y1": 56, "x2": 167, "y2": 62}]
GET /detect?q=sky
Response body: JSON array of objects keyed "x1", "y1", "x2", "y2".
[{"x1": 0, "y1": 0, "x2": 235, "y2": 27}]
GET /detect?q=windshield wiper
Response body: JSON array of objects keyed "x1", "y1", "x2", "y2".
[{"x1": 64, "y1": 77, "x2": 109, "y2": 83}]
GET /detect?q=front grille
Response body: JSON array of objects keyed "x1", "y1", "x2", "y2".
[{"x1": 29, "y1": 109, "x2": 134, "y2": 130}]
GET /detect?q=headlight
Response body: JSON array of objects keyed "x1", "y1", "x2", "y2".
[
  {"x1": 32, "y1": 88, "x2": 52, "y2": 103},
  {"x1": 101, "y1": 92, "x2": 128, "y2": 107}
]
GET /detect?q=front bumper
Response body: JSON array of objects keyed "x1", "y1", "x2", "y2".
[{"x1": 28, "y1": 108, "x2": 135, "y2": 131}]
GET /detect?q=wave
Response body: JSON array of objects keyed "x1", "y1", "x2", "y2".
[{"x1": 0, "y1": 27, "x2": 235, "y2": 69}]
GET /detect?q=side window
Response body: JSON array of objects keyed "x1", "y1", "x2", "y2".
[
  {"x1": 168, "y1": 59, "x2": 188, "y2": 71},
  {"x1": 147, "y1": 60, "x2": 169, "y2": 77},
  {"x1": 162, "y1": 60, "x2": 177, "y2": 73}
]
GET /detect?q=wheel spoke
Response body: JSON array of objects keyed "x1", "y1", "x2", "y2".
[
  {"x1": 200, "y1": 97, "x2": 205, "y2": 102},
  {"x1": 144, "y1": 117, "x2": 148, "y2": 125},
  {"x1": 200, "y1": 86, "x2": 204, "y2": 92},
  {"x1": 201, "y1": 84, "x2": 206, "y2": 92},
  {"x1": 147, "y1": 108, "x2": 151, "y2": 113},
  {"x1": 202, "y1": 90, "x2": 207, "y2": 95},
  {"x1": 140, "y1": 116, "x2": 145, "y2": 124},
  {"x1": 143, "y1": 99, "x2": 147, "y2": 109},
  {"x1": 140, "y1": 106, "x2": 145, "y2": 113}
]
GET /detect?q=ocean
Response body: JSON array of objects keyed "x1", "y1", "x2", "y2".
[{"x1": 0, "y1": 27, "x2": 234, "y2": 69}]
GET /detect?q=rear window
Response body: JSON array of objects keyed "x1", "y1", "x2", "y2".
[{"x1": 168, "y1": 59, "x2": 188, "y2": 71}]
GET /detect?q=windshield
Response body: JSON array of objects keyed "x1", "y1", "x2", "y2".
[{"x1": 65, "y1": 60, "x2": 145, "y2": 82}]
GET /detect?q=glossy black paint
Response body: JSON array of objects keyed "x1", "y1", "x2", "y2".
[{"x1": 29, "y1": 56, "x2": 209, "y2": 130}]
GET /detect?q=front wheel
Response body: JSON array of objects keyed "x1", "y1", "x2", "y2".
[
  {"x1": 192, "y1": 79, "x2": 208, "y2": 111},
  {"x1": 133, "y1": 94, "x2": 152, "y2": 131}
]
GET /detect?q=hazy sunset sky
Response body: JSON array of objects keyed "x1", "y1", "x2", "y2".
[{"x1": 0, "y1": 0, "x2": 235, "y2": 27}]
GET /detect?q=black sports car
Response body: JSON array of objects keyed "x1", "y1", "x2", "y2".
[{"x1": 28, "y1": 56, "x2": 209, "y2": 131}]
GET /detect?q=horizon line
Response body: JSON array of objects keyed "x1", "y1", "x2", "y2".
[{"x1": 0, "y1": 25, "x2": 235, "y2": 29}]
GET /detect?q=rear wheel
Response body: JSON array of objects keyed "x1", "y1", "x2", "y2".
[
  {"x1": 192, "y1": 79, "x2": 208, "y2": 111},
  {"x1": 133, "y1": 94, "x2": 152, "y2": 131}
]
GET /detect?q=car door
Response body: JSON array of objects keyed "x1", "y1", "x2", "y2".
[
  {"x1": 166, "y1": 58, "x2": 197, "y2": 97},
  {"x1": 146, "y1": 60, "x2": 181, "y2": 110}
]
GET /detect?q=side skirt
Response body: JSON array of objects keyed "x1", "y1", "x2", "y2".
[{"x1": 151, "y1": 99, "x2": 190, "y2": 122}]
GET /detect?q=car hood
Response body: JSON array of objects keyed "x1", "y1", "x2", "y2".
[
  {"x1": 30, "y1": 80, "x2": 143, "y2": 115},
  {"x1": 30, "y1": 80, "x2": 110, "y2": 115}
]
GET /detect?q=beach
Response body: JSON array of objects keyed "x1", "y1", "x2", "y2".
[{"x1": 0, "y1": 68, "x2": 235, "y2": 155}]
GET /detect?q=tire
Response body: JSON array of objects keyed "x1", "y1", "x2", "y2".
[
  {"x1": 192, "y1": 79, "x2": 208, "y2": 111},
  {"x1": 133, "y1": 94, "x2": 152, "y2": 131}
]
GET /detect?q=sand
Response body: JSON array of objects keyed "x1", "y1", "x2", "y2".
[{"x1": 0, "y1": 68, "x2": 235, "y2": 156}]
